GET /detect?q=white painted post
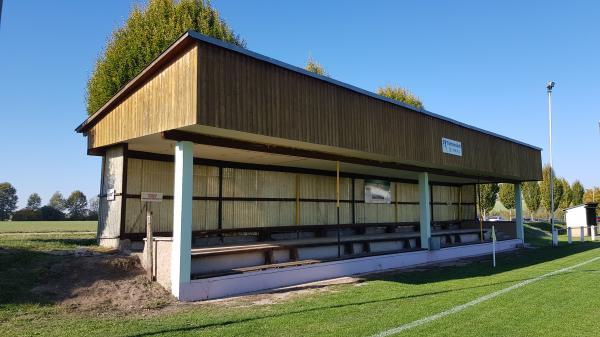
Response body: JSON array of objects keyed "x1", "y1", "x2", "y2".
[
  {"x1": 591, "y1": 226, "x2": 596, "y2": 241},
  {"x1": 514, "y1": 183, "x2": 524, "y2": 243},
  {"x1": 145, "y1": 208, "x2": 153, "y2": 280},
  {"x1": 567, "y1": 227, "x2": 572, "y2": 244},
  {"x1": 580, "y1": 227, "x2": 585, "y2": 242},
  {"x1": 171, "y1": 141, "x2": 193, "y2": 299},
  {"x1": 418, "y1": 172, "x2": 431, "y2": 250},
  {"x1": 492, "y1": 225, "x2": 496, "y2": 268}
]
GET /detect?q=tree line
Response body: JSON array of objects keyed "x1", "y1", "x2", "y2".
[
  {"x1": 0, "y1": 182, "x2": 98, "y2": 221},
  {"x1": 478, "y1": 165, "x2": 588, "y2": 220}
]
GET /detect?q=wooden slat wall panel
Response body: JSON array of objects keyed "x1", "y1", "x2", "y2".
[
  {"x1": 461, "y1": 185, "x2": 476, "y2": 203},
  {"x1": 459, "y1": 185, "x2": 477, "y2": 220},
  {"x1": 124, "y1": 158, "x2": 218, "y2": 233},
  {"x1": 461, "y1": 205, "x2": 477, "y2": 220},
  {"x1": 354, "y1": 179, "x2": 419, "y2": 224},
  {"x1": 127, "y1": 159, "x2": 218, "y2": 197},
  {"x1": 125, "y1": 197, "x2": 218, "y2": 233},
  {"x1": 125, "y1": 199, "x2": 217, "y2": 233},
  {"x1": 222, "y1": 201, "x2": 298, "y2": 229},
  {"x1": 222, "y1": 168, "x2": 296, "y2": 198},
  {"x1": 432, "y1": 185, "x2": 459, "y2": 222},
  {"x1": 299, "y1": 175, "x2": 351, "y2": 200},
  {"x1": 299, "y1": 203, "x2": 351, "y2": 226},
  {"x1": 432, "y1": 185, "x2": 459, "y2": 203},
  {"x1": 122, "y1": 160, "x2": 479, "y2": 233},
  {"x1": 196, "y1": 41, "x2": 541, "y2": 181},
  {"x1": 88, "y1": 46, "x2": 198, "y2": 148}
]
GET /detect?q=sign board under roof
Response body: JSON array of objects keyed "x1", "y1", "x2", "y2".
[
  {"x1": 141, "y1": 192, "x2": 163, "y2": 203},
  {"x1": 365, "y1": 180, "x2": 391, "y2": 204},
  {"x1": 442, "y1": 138, "x2": 462, "y2": 156}
]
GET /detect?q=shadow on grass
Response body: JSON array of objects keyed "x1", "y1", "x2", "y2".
[
  {"x1": 124, "y1": 233, "x2": 600, "y2": 337},
  {"x1": 27, "y1": 237, "x2": 97, "y2": 247},
  {"x1": 0, "y1": 250, "x2": 59, "y2": 306},
  {"x1": 373, "y1": 238, "x2": 600, "y2": 286},
  {"x1": 125, "y1": 276, "x2": 542, "y2": 337},
  {"x1": 0, "y1": 248, "x2": 140, "y2": 307},
  {"x1": 124, "y1": 269, "x2": 588, "y2": 337}
]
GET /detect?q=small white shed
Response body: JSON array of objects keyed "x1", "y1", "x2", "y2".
[{"x1": 565, "y1": 203, "x2": 598, "y2": 238}]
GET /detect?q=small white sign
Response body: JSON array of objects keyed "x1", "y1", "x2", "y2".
[
  {"x1": 141, "y1": 192, "x2": 163, "y2": 203},
  {"x1": 107, "y1": 188, "x2": 115, "y2": 201},
  {"x1": 442, "y1": 137, "x2": 462, "y2": 156},
  {"x1": 364, "y1": 180, "x2": 392, "y2": 204}
]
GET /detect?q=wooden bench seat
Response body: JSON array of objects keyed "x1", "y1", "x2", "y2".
[
  {"x1": 190, "y1": 228, "x2": 487, "y2": 257},
  {"x1": 191, "y1": 259, "x2": 322, "y2": 279},
  {"x1": 433, "y1": 228, "x2": 486, "y2": 236},
  {"x1": 191, "y1": 231, "x2": 421, "y2": 257},
  {"x1": 188, "y1": 228, "x2": 489, "y2": 277}
]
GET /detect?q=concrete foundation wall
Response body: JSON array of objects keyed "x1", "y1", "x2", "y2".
[
  {"x1": 143, "y1": 237, "x2": 173, "y2": 290},
  {"x1": 146, "y1": 236, "x2": 521, "y2": 301},
  {"x1": 179, "y1": 239, "x2": 521, "y2": 301}
]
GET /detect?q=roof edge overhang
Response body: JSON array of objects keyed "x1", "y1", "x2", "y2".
[{"x1": 76, "y1": 30, "x2": 542, "y2": 152}]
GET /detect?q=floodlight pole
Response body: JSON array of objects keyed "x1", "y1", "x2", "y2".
[{"x1": 547, "y1": 81, "x2": 557, "y2": 246}]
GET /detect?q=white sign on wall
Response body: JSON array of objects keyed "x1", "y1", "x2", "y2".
[
  {"x1": 141, "y1": 192, "x2": 163, "y2": 203},
  {"x1": 365, "y1": 180, "x2": 392, "y2": 204},
  {"x1": 106, "y1": 188, "x2": 115, "y2": 201},
  {"x1": 442, "y1": 137, "x2": 462, "y2": 156}
]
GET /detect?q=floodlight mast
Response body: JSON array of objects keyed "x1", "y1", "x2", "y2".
[{"x1": 547, "y1": 81, "x2": 556, "y2": 246}]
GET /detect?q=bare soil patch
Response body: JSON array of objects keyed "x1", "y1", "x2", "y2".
[
  {"x1": 32, "y1": 252, "x2": 177, "y2": 315},
  {"x1": 27, "y1": 246, "x2": 525, "y2": 317}
]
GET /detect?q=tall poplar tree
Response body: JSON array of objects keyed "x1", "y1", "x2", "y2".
[
  {"x1": 571, "y1": 180, "x2": 584, "y2": 205},
  {"x1": 559, "y1": 178, "x2": 572, "y2": 209},
  {"x1": 305, "y1": 56, "x2": 328, "y2": 76},
  {"x1": 540, "y1": 165, "x2": 563, "y2": 216},
  {"x1": 478, "y1": 183, "x2": 499, "y2": 218},
  {"x1": 522, "y1": 181, "x2": 541, "y2": 220},
  {"x1": 498, "y1": 183, "x2": 516, "y2": 219},
  {"x1": 377, "y1": 84, "x2": 424, "y2": 110},
  {"x1": 86, "y1": 0, "x2": 244, "y2": 115}
]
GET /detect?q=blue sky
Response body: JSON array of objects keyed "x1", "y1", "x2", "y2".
[{"x1": 1, "y1": 1, "x2": 599, "y2": 207}]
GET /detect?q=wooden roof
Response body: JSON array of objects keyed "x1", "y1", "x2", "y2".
[{"x1": 76, "y1": 31, "x2": 542, "y2": 182}]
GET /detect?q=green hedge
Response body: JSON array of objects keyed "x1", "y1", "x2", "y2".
[{"x1": 86, "y1": 0, "x2": 245, "y2": 115}]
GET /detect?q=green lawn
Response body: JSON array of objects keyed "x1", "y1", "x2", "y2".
[
  {"x1": 0, "y1": 221, "x2": 97, "y2": 233},
  {"x1": 2, "y1": 224, "x2": 600, "y2": 336}
]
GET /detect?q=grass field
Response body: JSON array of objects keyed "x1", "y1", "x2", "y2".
[
  {"x1": 2, "y1": 222, "x2": 600, "y2": 336},
  {"x1": 0, "y1": 221, "x2": 97, "y2": 233}
]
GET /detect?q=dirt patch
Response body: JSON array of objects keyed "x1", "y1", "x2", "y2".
[
  {"x1": 206, "y1": 276, "x2": 362, "y2": 308},
  {"x1": 32, "y1": 253, "x2": 177, "y2": 315},
  {"x1": 30, "y1": 249, "x2": 359, "y2": 315},
  {"x1": 27, "y1": 247, "x2": 527, "y2": 316}
]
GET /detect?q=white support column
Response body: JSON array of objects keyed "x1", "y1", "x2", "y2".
[
  {"x1": 514, "y1": 183, "x2": 524, "y2": 243},
  {"x1": 171, "y1": 141, "x2": 193, "y2": 299},
  {"x1": 419, "y1": 172, "x2": 431, "y2": 250}
]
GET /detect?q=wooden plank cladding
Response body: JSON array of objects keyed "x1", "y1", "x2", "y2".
[
  {"x1": 78, "y1": 32, "x2": 542, "y2": 182},
  {"x1": 195, "y1": 39, "x2": 541, "y2": 181},
  {"x1": 87, "y1": 45, "x2": 198, "y2": 149},
  {"x1": 122, "y1": 156, "x2": 477, "y2": 234}
]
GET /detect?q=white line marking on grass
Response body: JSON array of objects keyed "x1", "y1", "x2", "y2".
[{"x1": 370, "y1": 256, "x2": 600, "y2": 337}]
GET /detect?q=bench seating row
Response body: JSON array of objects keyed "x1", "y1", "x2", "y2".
[{"x1": 190, "y1": 228, "x2": 489, "y2": 278}]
